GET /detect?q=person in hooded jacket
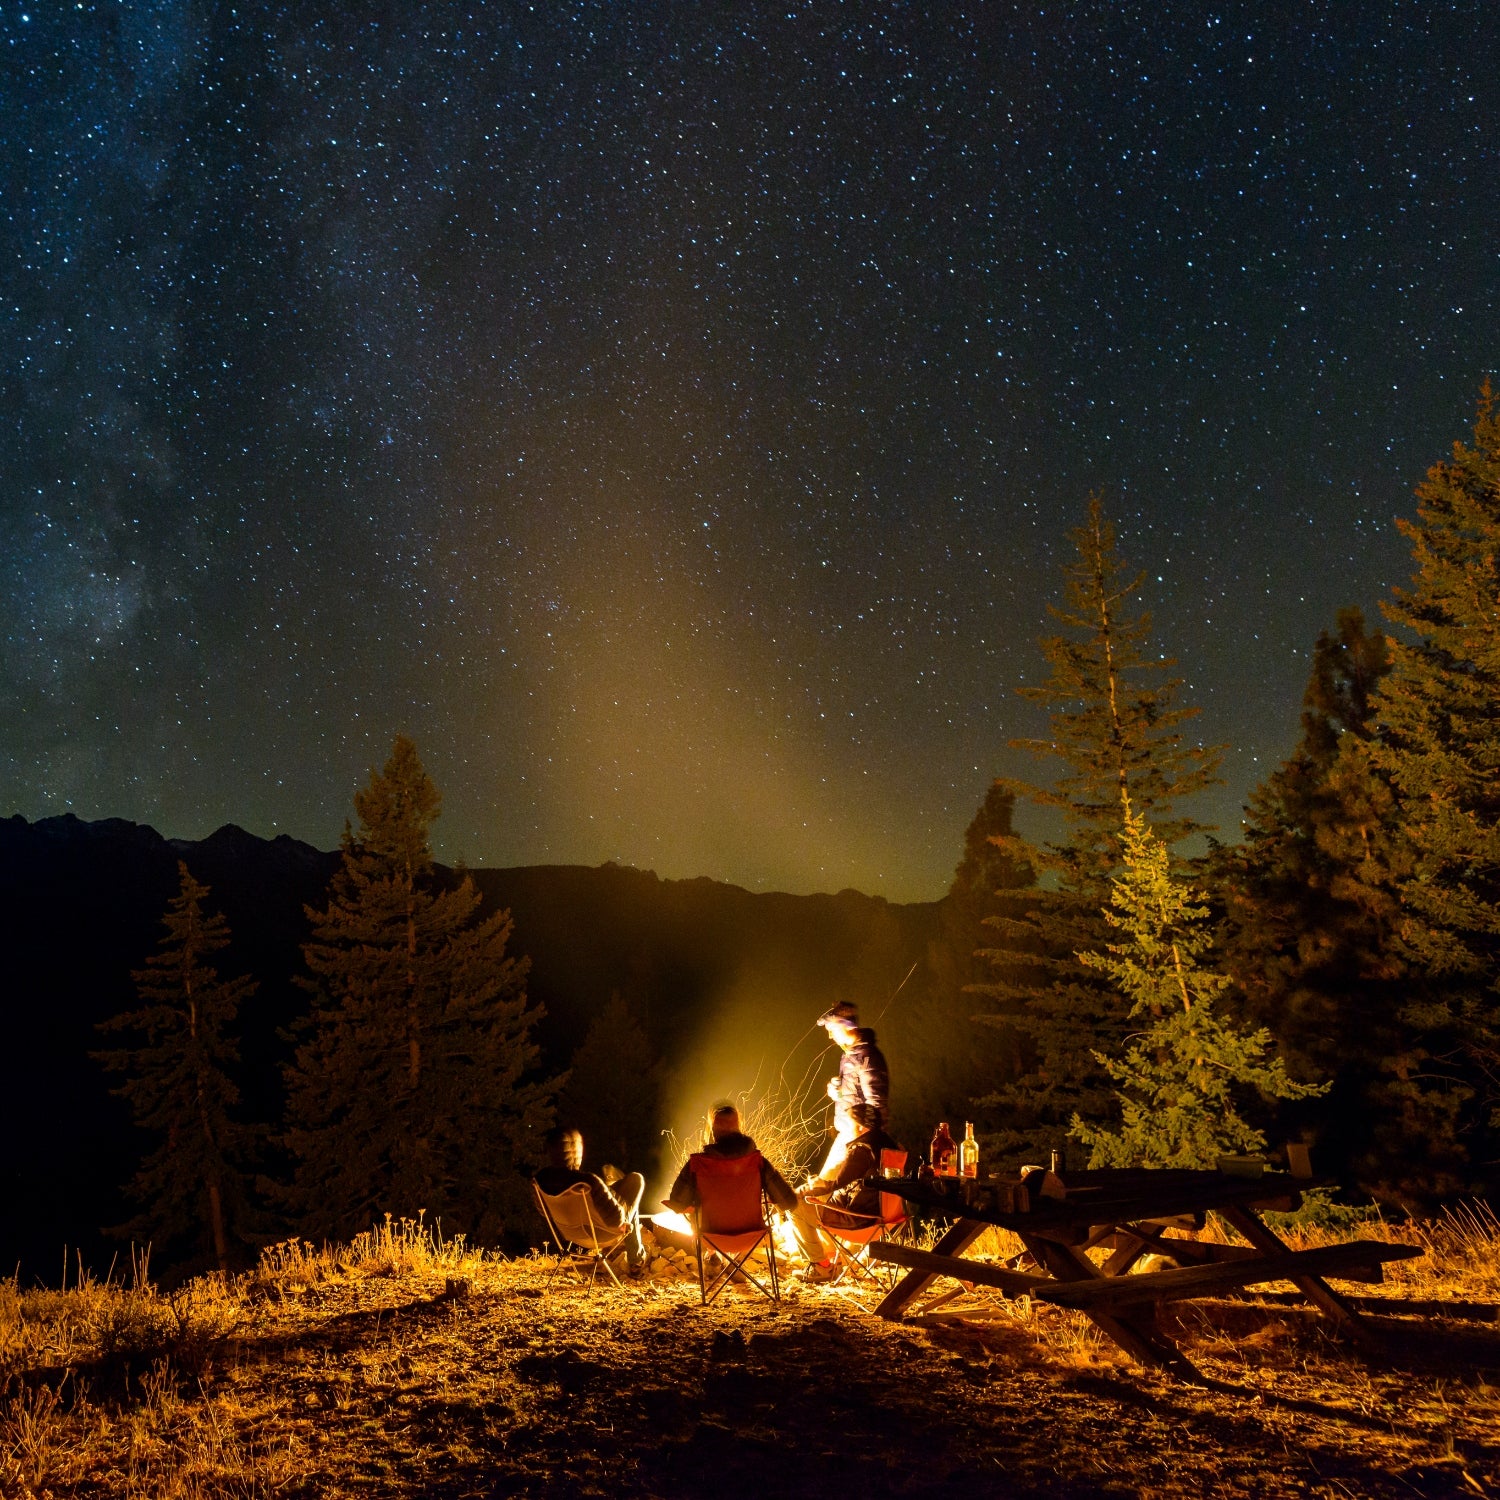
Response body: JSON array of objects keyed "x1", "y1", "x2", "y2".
[{"x1": 813, "y1": 1000, "x2": 890, "y2": 1180}]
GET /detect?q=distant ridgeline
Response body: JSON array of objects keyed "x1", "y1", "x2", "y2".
[{"x1": 0, "y1": 815, "x2": 953, "y2": 1282}]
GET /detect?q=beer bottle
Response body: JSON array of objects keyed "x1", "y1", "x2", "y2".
[{"x1": 959, "y1": 1121, "x2": 979, "y2": 1179}]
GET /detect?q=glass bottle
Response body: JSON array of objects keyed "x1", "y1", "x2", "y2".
[
  {"x1": 959, "y1": 1121, "x2": 979, "y2": 1179},
  {"x1": 930, "y1": 1121, "x2": 957, "y2": 1177}
]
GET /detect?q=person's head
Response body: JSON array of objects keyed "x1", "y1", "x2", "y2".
[
  {"x1": 818, "y1": 1000, "x2": 860, "y2": 1049},
  {"x1": 544, "y1": 1126, "x2": 584, "y2": 1170},
  {"x1": 710, "y1": 1104, "x2": 741, "y2": 1142},
  {"x1": 847, "y1": 1100, "x2": 878, "y2": 1135}
]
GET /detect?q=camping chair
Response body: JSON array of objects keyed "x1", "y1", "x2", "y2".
[
  {"x1": 808, "y1": 1147, "x2": 909, "y2": 1290},
  {"x1": 687, "y1": 1151, "x2": 781, "y2": 1305},
  {"x1": 531, "y1": 1179, "x2": 633, "y2": 1289}
]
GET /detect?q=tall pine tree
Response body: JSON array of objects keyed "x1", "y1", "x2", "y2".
[
  {"x1": 97, "y1": 862, "x2": 255, "y2": 1272},
  {"x1": 1075, "y1": 795, "x2": 1322, "y2": 1169},
  {"x1": 971, "y1": 496, "x2": 1221, "y2": 1164},
  {"x1": 279, "y1": 736, "x2": 554, "y2": 1242},
  {"x1": 1212, "y1": 609, "x2": 1467, "y2": 1203},
  {"x1": 1363, "y1": 384, "x2": 1500, "y2": 1190}
]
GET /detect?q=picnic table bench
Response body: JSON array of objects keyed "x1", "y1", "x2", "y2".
[{"x1": 869, "y1": 1168, "x2": 1422, "y2": 1382}]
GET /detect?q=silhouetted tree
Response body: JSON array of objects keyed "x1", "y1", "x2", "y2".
[
  {"x1": 1362, "y1": 385, "x2": 1500, "y2": 1192},
  {"x1": 1212, "y1": 609, "x2": 1466, "y2": 1202},
  {"x1": 971, "y1": 496, "x2": 1222, "y2": 1165},
  {"x1": 97, "y1": 862, "x2": 255, "y2": 1272},
  {"x1": 1076, "y1": 796, "x2": 1322, "y2": 1168},
  {"x1": 899, "y1": 786, "x2": 1033, "y2": 1129},
  {"x1": 279, "y1": 736, "x2": 554, "y2": 1242},
  {"x1": 557, "y1": 991, "x2": 664, "y2": 1174}
]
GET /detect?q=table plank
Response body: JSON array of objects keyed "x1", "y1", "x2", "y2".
[
  {"x1": 1017, "y1": 1230, "x2": 1204, "y2": 1383},
  {"x1": 882, "y1": 1172, "x2": 1311, "y2": 1238},
  {"x1": 868, "y1": 1242, "x2": 1049, "y2": 1295},
  {"x1": 874, "y1": 1218, "x2": 989, "y2": 1320},
  {"x1": 1035, "y1": 1240, "x2": 1422, "y2": 1311},
  {"x1": 1217, "y1": 1203, "x2": 1385, "y2": 1351}
]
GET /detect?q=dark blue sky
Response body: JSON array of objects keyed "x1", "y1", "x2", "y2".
[{"x1": 3, "y1": 2, "x2": 1495, "y2": 898}]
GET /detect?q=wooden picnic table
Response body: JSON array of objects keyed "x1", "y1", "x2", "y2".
[{"x1": 869, "y1": 1169, "x2": 1421, "y2": 1382}]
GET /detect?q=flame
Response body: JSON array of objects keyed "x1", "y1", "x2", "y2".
[{"x1": 650, "y1": 1209, "x2": 694, "y2": 1238}]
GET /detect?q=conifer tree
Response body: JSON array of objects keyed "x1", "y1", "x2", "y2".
[
  {"x1": 971, "y1": 497, "x2": 1221, "y2": 1163},
  {"x1": 1075, "y1": 796, "x2": 1322, "y2": 1168},
  {"x1": 280, "y1": 736, "x2": 553, "y2": 1242},
  {"x1": 1362, "y1": 384, "x2": 1500, "y2": 1184},
  {"x1": 97, "y1": 862, "x2": 255, "y2": 1272},
  {"x1": 557, "y1": 991, "x2": 664, "y2": 1175},
  {"x1": 1212, "y1": 610, "x2": 1468, "y2": 1201},
  {"x1": 884, "y1": 786, "x2": 1035, "y2": 1132}
]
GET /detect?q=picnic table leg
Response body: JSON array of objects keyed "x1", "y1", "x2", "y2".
[
  {"x1": 875, "y1": 1218, "x2": 989, "y2": 1320},
  {"x1": 1019, "y1": 1233, "x2": 1204, "y2": 1384},
  {"x1": 1217, "y1": 1204, "x2": 1384, "y2": 1351}
]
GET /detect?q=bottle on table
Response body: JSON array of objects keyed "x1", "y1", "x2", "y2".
[
  {"x1": 959, "y1": 1121, "x2": 979, "y2": 1179},
  {"x1": 930, "y1": 1121, "x2": 957, "y2": 1177}
]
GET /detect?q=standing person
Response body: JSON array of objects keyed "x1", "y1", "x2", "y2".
[
  {"x1": 534, "y1": 1127, "x2": 649, "y2": 1272},
  {"x1": 815, "y1": 1001, "x2": 890, "y2": 1179}
]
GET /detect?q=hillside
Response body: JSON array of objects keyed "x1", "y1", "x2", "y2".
[{"x1": 0, "y1": 815, "x2": 970, "y2": 1281}]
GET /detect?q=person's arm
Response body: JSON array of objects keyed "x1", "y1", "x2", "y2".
[
  {"x1": 587, "y1": 1174, "x2": 629, "y2": 1228},
  {"x1": 760, "y1": 1159, "x2": 799, "y2": 1214},
  {"x1": 832, "y1": 1142, "x2": 877, "y2": 1191},
  {"x1": 860, "y1": 1045, "x2": 890, "y2": 1119},
  {"x1": 664, "y1": 1159, "x2": 697, "y2": 1212}
]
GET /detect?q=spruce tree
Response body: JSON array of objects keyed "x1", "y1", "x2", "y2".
[
  {"x1": 971, "y1": 496, "x2": 1222, "y2": 1164},
  {"x1": 1213, "y1": 609, "x2": 1469, "y2": 1202},
  {"x1": 557, "y1": 991, "x2": 664, "y2": 1175},
  {"x1": 885, "y1": 786, "x2": 1034, "y2": 1136},
  {"x1": 97, "y1": 862, "x2": 255, "y2": 1272},
  {"x1": 1363, "y1": 384, "x2": 1500, "y2": 1185},
  {"x1": 1075, "y1": 796, "x2": 1322, "y2": 1169},
  {"x1": 280, "y1": 736, "x2": 554, "y2": 1242}
]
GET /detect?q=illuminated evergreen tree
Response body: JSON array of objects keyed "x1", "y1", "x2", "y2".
[
  {"x1": 1075, "y1": 797, "x2": 1322, "y2": 1169},
  {"x1": 280, "y1": 736, "x2": 553, "y2": 1242},
  {"x1": 1362, "y1": 385, "x2": 1500, "y2": 1188},
  {"x1": 971, "y1": 496, "x2": 1222, "y2": 1164},
  {"x1": 98, "y1": 862, "x2": 255, "y2": 1272}
]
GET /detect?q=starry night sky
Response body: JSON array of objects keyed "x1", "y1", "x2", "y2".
[{"x1": 3, "y1": 3, "x2": 1495, "y2": 900}]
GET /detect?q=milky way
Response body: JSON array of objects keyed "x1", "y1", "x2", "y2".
[{"x1": 3, "y1": 3, "x2": 1495, "y2": 898}]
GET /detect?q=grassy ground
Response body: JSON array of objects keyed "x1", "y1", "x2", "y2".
[{"x1": 3, "y1": 1210, "x2": 1498, "y2": 1498}]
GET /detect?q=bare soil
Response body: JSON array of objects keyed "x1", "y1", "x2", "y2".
[{"x1": 6, "y1": 1217, "x2": 1500, "y2": 1499}]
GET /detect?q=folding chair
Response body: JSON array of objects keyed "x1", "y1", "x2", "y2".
[
  {"x1": 687, "y1": 1151, "x2": 781, "y2": 1305},
  {"x1": 531, "y1": 1180, "x2": 632, "y2": 1288},
  {"x1": 808, "y1": 1147, "x2": 909, "y2": 1290}
]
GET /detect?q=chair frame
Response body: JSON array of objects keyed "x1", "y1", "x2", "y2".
[
  {"x1": 531, "y1": 1179, "x2": 633, "y2": 1289},
  {"x1": 686, "y1": 1153, "x2": 781, "y2": 1306},
  {"x1": 808, "y1": 1147, "x2": 909, "y2": 1290}
]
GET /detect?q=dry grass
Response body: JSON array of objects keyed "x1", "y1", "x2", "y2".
[{"x1": 2, "y1": 1207, "x2": 1497, "y2": 1498}]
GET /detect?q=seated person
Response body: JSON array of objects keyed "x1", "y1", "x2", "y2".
[
  {"x1": 665, "y1": 1104, "x2": 799, "y2": 1220},
  {"x1": 534, "y1": 1126, "x2": 648, "y2": 1270},
  {"x1": 789, "y1": 1100, "x2": 901, "y2": 1278}
]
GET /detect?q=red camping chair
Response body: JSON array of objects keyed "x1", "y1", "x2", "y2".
[
  {"x1": 808, "y1": 1147, "x2": 909, "y2": 1289},
  {"x1": 531, "y1": 1179, "x2": 632, "y2": 1289},
  {"x1": 687, "y1": 1151, "x2": 781, "y2": 1305}
]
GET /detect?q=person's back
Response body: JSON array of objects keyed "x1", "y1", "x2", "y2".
[
  {"x1": 534, "y1": 1127, "x2": 647, "y2": 1269},
  {"x1": 666, "y1": 1106, "x2": 797, "y2": 1216}
]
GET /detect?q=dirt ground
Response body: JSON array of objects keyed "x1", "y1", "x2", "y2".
[{"x1": 6, "y1": 1226, "x2": 1500, "y2": 1499}]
